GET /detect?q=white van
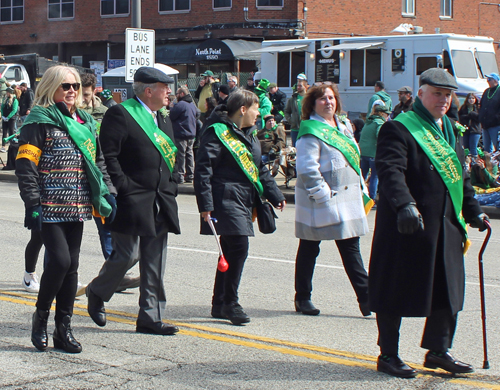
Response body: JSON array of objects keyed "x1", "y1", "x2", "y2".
[{"x1": 256, "y1": 34, "x2": 499, "y2": 116}]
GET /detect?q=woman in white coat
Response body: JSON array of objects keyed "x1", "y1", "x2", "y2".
[{"x1": 293, "y1": 83, "x2": 371, "y2": 317}]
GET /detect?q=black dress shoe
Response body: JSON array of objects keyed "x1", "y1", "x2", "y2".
[
  {"x1": 211, "y1": 304, "x2": 224, "y2": 319},
  {"x1": 53, "y1": 315, "x2": 82, "y2": 353},
  {"x1": 358, "y1": 301, "x2": 371, "y2": 317},
  {"x1": 377, "y1": 355, "x2": 417, "y2": 378},
  {"x1": 136, "y1": 320, "x2": 179, "y2": 335},
  {"x1": 294, "y1": 300, "x2": 320, "y2": 316},
  {"x1": 86, "y1": 286, "x2": 106, "y2": 327},
  {"x1": 221, "y1": 302, "x2": 250, "y2": 325},
  {"x1": 32, "y1": 309, "x2": 49, "y2": 351},
  {"x1": 424, "y1": 351, "x2": 474, "y2": 374}
]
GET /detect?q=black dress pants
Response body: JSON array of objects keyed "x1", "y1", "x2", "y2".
[
  {"x1": 294, "y1": 237, "x2": 369, "y2": 304},
  {"x1": 37, "y1": 222, "x2": 83, "y2": 321},
  {"x1": 212, "y1": 235, "x2": 249, "y2": 306}
]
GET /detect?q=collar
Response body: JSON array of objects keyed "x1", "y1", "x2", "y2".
[{"x1": 136, "y1": 96, "x2": 157, "y2": 125}]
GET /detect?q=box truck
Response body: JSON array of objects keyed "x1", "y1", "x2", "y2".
[{"x1": 255, "y1": 34, "x2": 499, "y2": 116}]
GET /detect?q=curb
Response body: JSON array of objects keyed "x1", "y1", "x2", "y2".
[{"x1": 4, "y1": 171, "x2": 500, "y2": 218}]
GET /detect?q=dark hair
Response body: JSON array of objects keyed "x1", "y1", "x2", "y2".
[
  {"x1": 301, "y1": 84, "x2": 342, "y2": 120},
  {"x1": 459, "y1": 93, "x2": 479, "y2": 111},
  {"x1": 81, "y1": 73, "x2": 97, "y2": 89},
  {"x1": 375, "y1": 81, "x2": 385, "y2": 89},
  {"x1": 226, "y1": 89, "x2": 259, "y2": 117},
  {"x1": 205, "y1": 96, "x2": 217, "y2": 115}
]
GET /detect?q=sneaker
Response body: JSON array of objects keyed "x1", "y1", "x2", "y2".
[
  {"x1": 23, "y1": 271, "x2": 40, "y2": 293},
  {"x1": 0, "y1": 147, "x2": 6, "y2": 153},
  {"x1": 75, "y1": 282, "x2": 87, "y2": 297},
  {"x1": 221, "y1": 302, "x2": 250, "y2": 325}
]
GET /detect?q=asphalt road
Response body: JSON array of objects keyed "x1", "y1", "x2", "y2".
[{"x1": 0, "y1": 181, "x2": 499, "y2": 389}]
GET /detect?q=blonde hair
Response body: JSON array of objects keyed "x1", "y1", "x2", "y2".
[{"x1": 33, "y1": 65, "x2": 82, "y2": 112}]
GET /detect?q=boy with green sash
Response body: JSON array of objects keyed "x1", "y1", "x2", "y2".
[{"x1": 369, "y1": 68, "x2": 488, "y2": 378}]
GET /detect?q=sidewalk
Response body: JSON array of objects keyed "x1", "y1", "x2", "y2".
[{"x1": 2, "y1": 148, "x2": 500, "y2": 218}]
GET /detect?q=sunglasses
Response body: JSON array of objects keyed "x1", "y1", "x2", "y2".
[
  {"x1": 60, "y1": 83, "x2": 80, "y2": 91},
  {"x1": 313, "y1": 81, "x2": 334, "y2": 86}
]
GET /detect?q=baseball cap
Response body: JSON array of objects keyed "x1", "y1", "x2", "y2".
[
  {"x1": 297, "y1": 73, "x2": 307, "y2": 81},
  {"x1": 201, "y1": 70, "x2": 214, "y2": 77},
  {"x1": 485, "y1": 73, "x2": 500, "y2": 82},
  {"x1": 372, "y1": 99, "x2": 391, "y2": 113}
]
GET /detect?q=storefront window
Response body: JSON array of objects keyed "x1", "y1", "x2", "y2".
[
  {"x1": 48, "y1": 0, "x2": 73, "y2": 20},
  {"x1": 159, "y1": 0, "x2": 190, "y2": 12}
]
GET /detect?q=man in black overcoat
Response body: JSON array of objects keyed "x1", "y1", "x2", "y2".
[
  {"x1": 86, "y1": 67, "x2": 181, "y2": 336},
  {"x1": 369, "y1": 68, "x2": 489, "y2": 378}
]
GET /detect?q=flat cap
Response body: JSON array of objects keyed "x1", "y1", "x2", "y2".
[
  {"x1": 397, "y1": 86, "x2": 412, "y2": 93},
  {"x1": 268, "y1": 82, "x2": 277, "y2": 89},
  {"x1": 419, "y1": 68, "x2": 457, "y2": 90},
  {"x1": 134, "y1": 66, "x2": 174, "y2": 84}
]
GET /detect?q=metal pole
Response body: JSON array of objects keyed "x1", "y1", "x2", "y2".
[{"x1": 131, "y1": 0, "x2": 141, "y2": 29}]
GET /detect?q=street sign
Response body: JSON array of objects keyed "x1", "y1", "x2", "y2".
[{"x1": 125, "y1": 28, "x2": 155, "y2": 82}]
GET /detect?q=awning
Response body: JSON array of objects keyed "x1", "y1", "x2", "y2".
[
  {"x1": 317, "y1": 42, "x2": 384, "y2": 51},
  {"x1": 156, "y1": 39, "x2": 262, "y2": 64},
  {"x1": 222, "y1": 39, "x2": 261, "y2": 60},
  {"x1": 102, "y1": 63, "x2": 179, "y2": 77},
  {"x1": 250, "y1": 44, "x2": 308, "y2": 54}
]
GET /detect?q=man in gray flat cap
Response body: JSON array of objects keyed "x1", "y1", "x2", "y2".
[
  {"x1": 86, "y1": 66, "x2": 180, "y2": 335},
  {"x1": 369, "y1": 68, "x2": 488, "y2": 378},
  {"x1": 391, "y1": 86, "x2": 413, "y2": 119}
]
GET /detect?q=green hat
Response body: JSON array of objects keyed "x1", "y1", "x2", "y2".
[
  {"x1": 201, "y1": 70, "x2": 214, "y2": 77},
  {"x1": 6, "y1": 87, "x2": 14, "y2": 93},
  {"x1": 100, "y1": 89, "x2": 112, "y2": 99},
  {"x1": 258, "y1": 78, "x2": 270, "y2": 91},
  {"x1": 297, "y1": 73, "x2": 307, "y2": 81}
]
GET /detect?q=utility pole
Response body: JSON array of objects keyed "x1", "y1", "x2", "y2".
[{"x1": 131, "y1": 0, "x2": 141, "y2": 28}]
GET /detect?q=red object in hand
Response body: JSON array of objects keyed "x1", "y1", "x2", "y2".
[{"x1": 217, "y1": 254, "x2": 229, "y2": 272}]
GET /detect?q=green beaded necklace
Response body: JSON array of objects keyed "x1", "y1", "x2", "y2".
[{"x1": 487, "y1": 84, "x2": 499, "y2": 100}]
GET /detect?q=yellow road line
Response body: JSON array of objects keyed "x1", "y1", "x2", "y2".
[{"x1": 1, "y1": 290, "x2": 499, "y2": 389}]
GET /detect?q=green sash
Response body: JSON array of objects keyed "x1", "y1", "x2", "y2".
[
  {"x1": 121, "y1": 98, "x2": 177, "y2": 173},
  {"x1": 297, "y1": 119, "x2": 374, "y2": 214},
  {"x1": 395, "y1": 111, "x2": 467, "y2": 237},
  {"x1": 21, "y1": 105, "x2": 112, "y2": 217},
  {"x1": 210, "y1": 123, "x2": 264, "y2": 196}
]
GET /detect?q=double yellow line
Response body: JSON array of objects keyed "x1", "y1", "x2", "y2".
[{"x1": 1, "y1": 289, "x2": 499, "y2": 389}]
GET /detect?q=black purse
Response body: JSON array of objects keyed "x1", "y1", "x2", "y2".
[{"x1": 256, "y1": 198, "x2": 278, "y2": 234}]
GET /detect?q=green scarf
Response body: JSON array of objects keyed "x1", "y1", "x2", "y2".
[
  {"x1": 210, "y1": 122, "x2": 264, "y2": 197},
  {"x1": 121, "y1": 98, "x2": 177, "y2": 173},
  {"x1": 297, "y1": 119, "x2": 374, "y2": 214},
  {"x1": 395, "y1": 105, "x2": 467, "y2": 238},
  {"x1": 412, "y1": 96, "x2": 456, "y2": 147},
  {"x1": 21, "y1": 105, "x2": 112, "y2": 217}
]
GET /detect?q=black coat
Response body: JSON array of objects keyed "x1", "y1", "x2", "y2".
[
  {"x1": 270, "y1": 89, "x2": 287, "y2": 115},
  {"x1": 458, "y1": 104, "x2": 481, "y2": 135},
  {"x1": 369, "y1": 120, "x2": 482, "y2": 317},
  {"x1": 479, "y1": 86, "x2": 500, "y2": 129},
  {"x1": 169, "y1": 95, "x2": 197, "y2": 140},
  {"x1": 99, "y1": 97, "x2": 180, "y2": 237},
  {"x1": 194, "y1": 107, "x2": 285, "y2": 236}
]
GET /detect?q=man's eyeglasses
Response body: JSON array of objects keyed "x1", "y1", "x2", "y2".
[{"x1": 60, "y1": 83, "x2": 80, "y2": 91}]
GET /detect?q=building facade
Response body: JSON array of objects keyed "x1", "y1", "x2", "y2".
[{"x1": 0, "y1": 0, "x2": 498, "y2": 78}]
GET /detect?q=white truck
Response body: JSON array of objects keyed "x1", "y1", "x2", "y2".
[
  {"x1": 0, "y1": 53, "x2": 90, "y2": 90},
  {"x1": 255, "y1": 33, "x2": 499, "y2": 117}
]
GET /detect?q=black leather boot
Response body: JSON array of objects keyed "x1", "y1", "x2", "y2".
[
  {"x1": 53, "y1": 315, "x2": 82, "y2": 353},
  {"x1": 31, "y1": 309, "x2": 49, "y2": 351}
]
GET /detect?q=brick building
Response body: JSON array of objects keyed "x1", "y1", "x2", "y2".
[{"x1": 0, "y1": 0, "x2": 498, "y2": 77}]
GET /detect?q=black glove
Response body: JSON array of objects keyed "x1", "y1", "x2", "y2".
[
  {"x1": 470, "y1": 213, "x2": 489, "y2": 232},
  {"x1": 104, "y1": 194, "x2": 117, "y2": 225},
  {"x1": 397, "y1": 203, "x2": 424, "y2": 234},
  {"x1": 25, "y1": 205, "x2": 42, "y2": 231}
]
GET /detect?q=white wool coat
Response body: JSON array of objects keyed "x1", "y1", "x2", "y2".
[{"x1": 295, "y1": 113, "x2": 369, "y2": 241}]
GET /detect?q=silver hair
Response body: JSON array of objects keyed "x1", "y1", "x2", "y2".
[{"x1": 133, "y1": 82, "x2": 158, "y2": 96}]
